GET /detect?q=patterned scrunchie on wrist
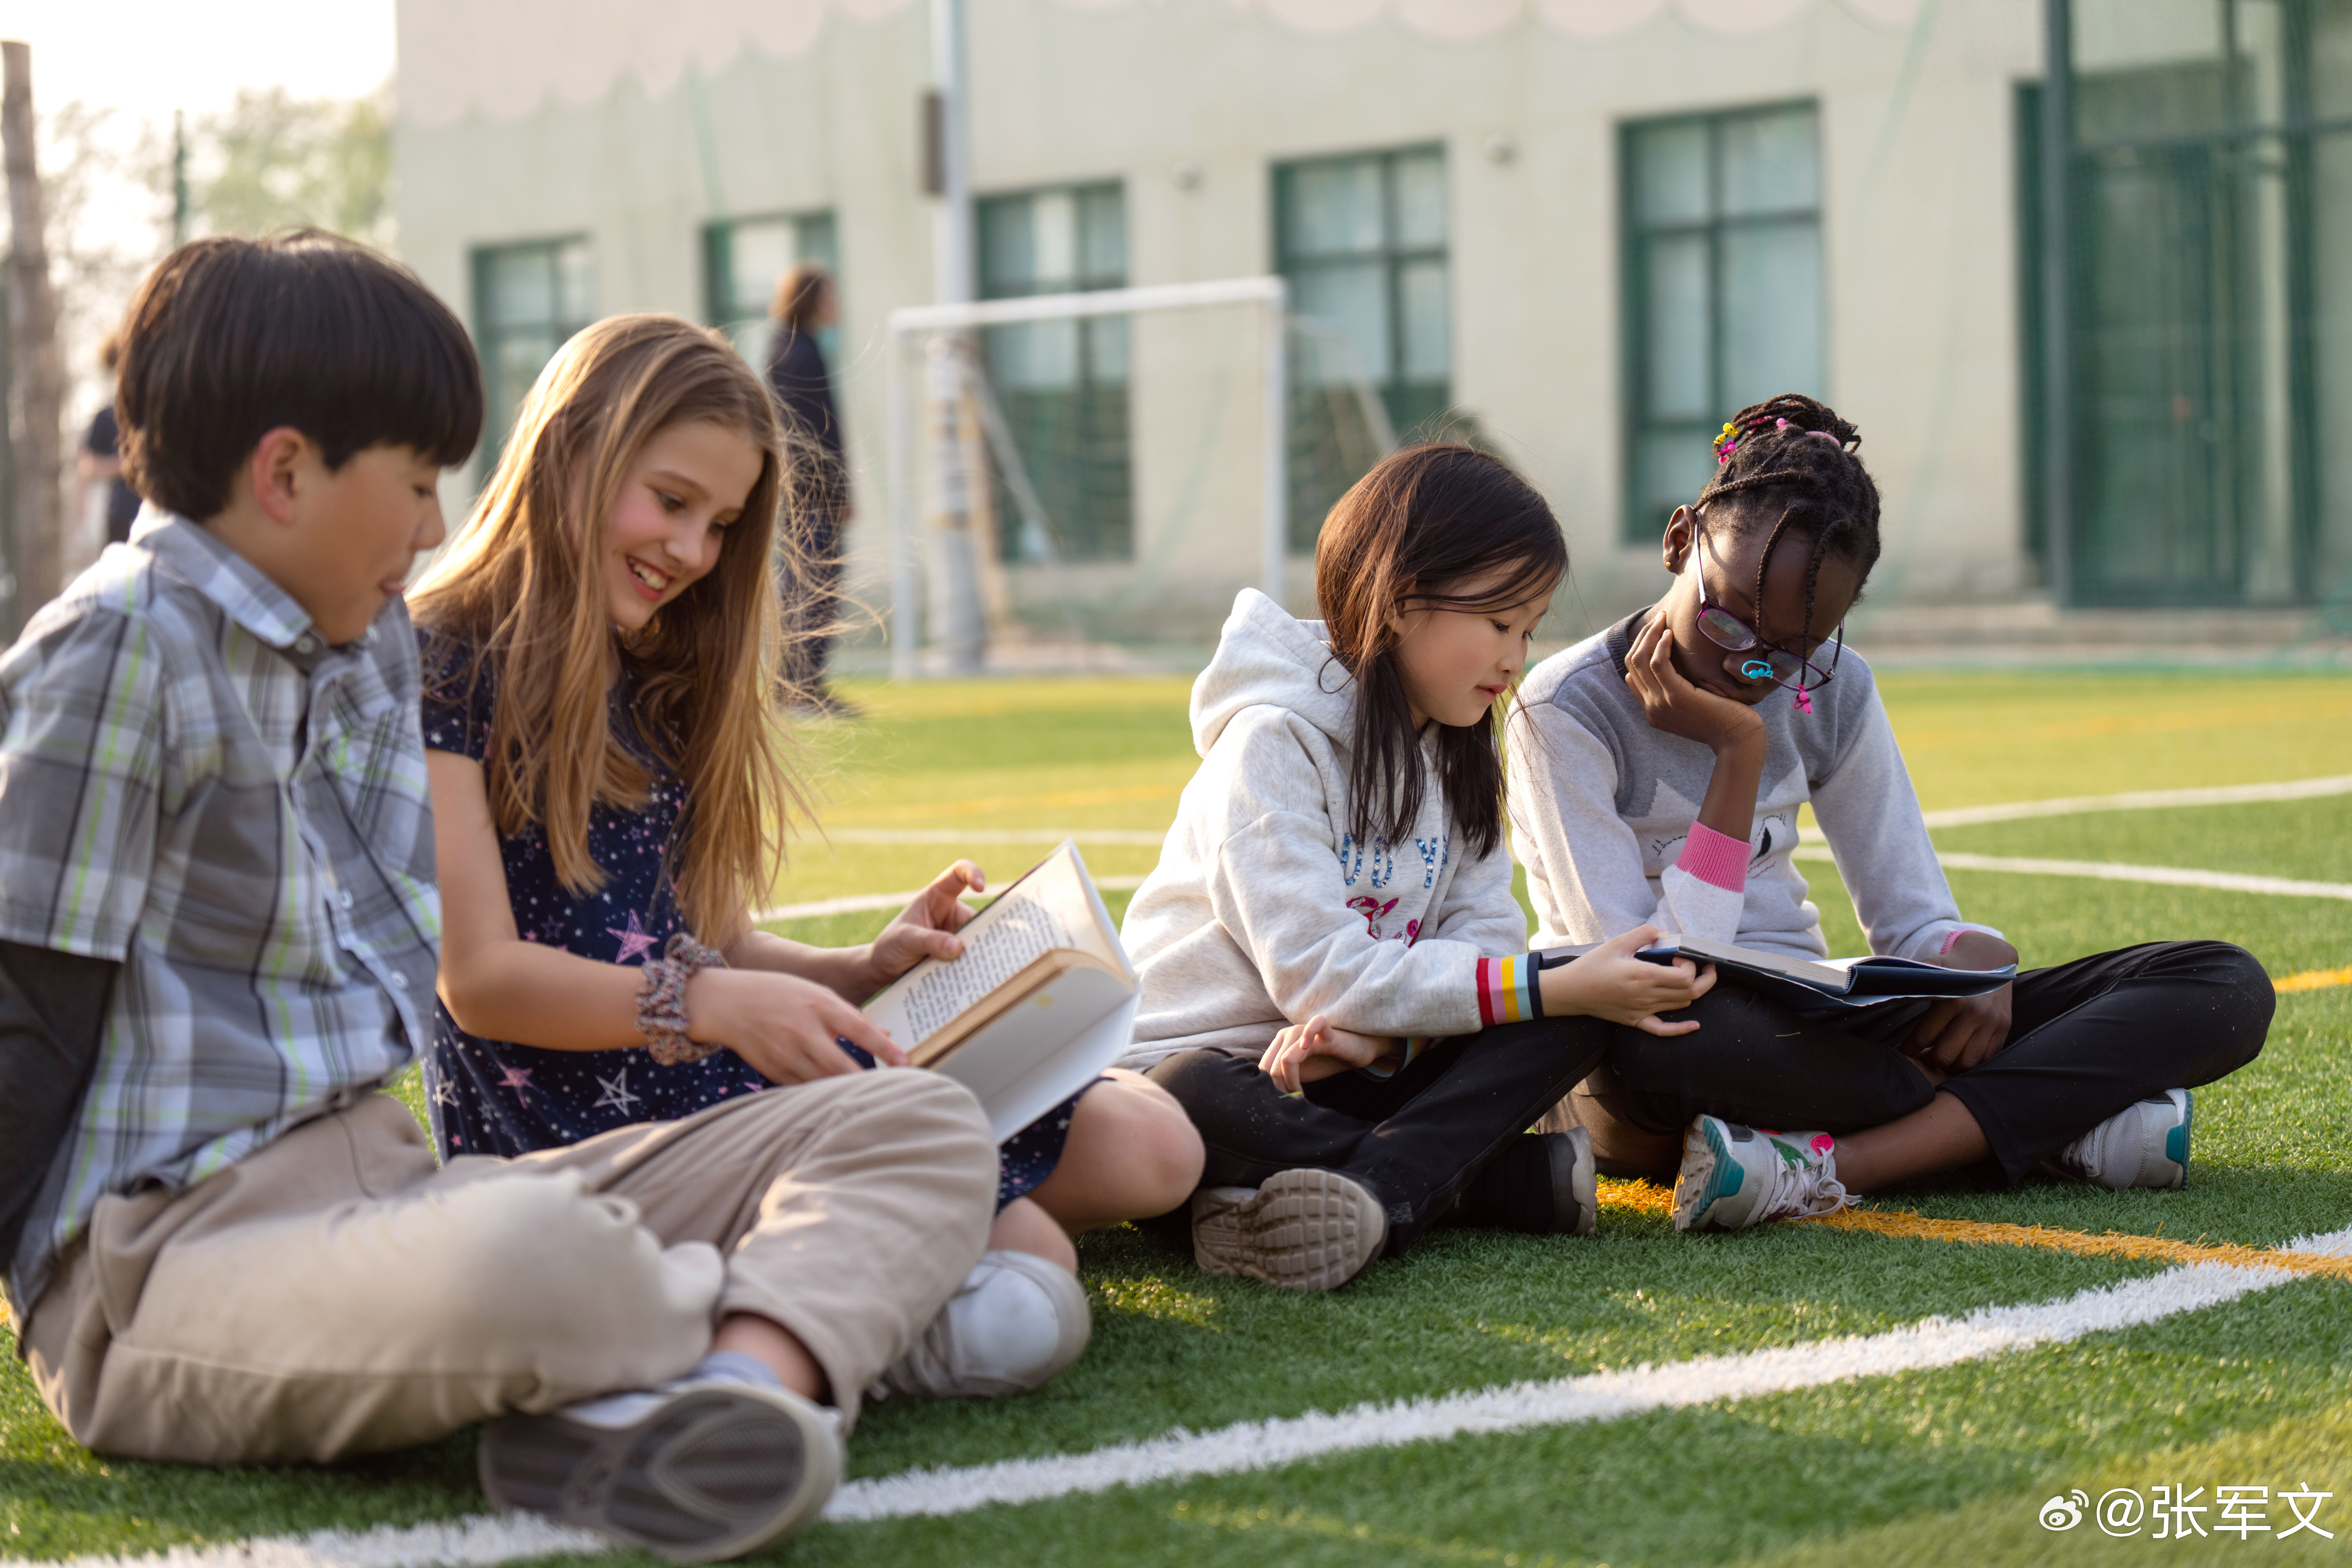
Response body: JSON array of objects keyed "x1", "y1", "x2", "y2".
[{"x1": 637, "y1": 931, "x2": 729, "y2": 1065}]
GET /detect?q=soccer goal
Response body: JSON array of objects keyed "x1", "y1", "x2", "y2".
[{"x1": 881, "y1": 276, "x2": 1394, "y2": 678}]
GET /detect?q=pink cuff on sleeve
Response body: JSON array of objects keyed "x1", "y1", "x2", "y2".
[
  {"x1": 1674, "y1": 822, "x2": 1751, "y2": 894},
  {"x1": 1939, "y1": 928, "x2": 1967, "y2": 955}
]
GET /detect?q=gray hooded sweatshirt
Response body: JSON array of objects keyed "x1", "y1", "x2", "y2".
[
  {"x1": 1508, "y1": 609, "x2": 1999, "y2": 961},
  {"x1": 1117, "y1": 589, "x2": 1534, "y2": 1072}
]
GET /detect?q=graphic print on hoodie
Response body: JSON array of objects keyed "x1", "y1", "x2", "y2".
[{"x1": 1116, "y1": 588, "x2": 1535, "y2": 1072}]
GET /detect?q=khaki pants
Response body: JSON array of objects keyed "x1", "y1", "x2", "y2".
[{"x1": 21, "y1": 1070, "x2": 996, "y2": 1465}]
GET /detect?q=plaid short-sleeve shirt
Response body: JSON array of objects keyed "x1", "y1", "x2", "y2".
[{"x1": 0, "y1": 514, "x2": 441, "y2": 1312}]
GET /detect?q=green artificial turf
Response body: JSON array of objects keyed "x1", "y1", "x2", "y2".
[{"x1": 5, "y1": 670, "x2": 2350, "y2": 1565}]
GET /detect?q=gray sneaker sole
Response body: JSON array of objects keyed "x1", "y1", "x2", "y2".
[
  {"x1": 1192, "y1": 1169, "x2": 1388, "y2": 1291},
  {"x1": 479, "y1": 1383, "x2": 840, "y2": 1563},
  {"x1": 1553, "y1": 1126, "x2": 1599, "y2": 1237},
  {"x1": 1672, "y1": 1116, "x2": 1754, "y2": 1233}
]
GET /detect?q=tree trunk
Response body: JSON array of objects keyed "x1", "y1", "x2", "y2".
[{"x1": 3, "y1": 41, "x2": 64, "y2": 623}]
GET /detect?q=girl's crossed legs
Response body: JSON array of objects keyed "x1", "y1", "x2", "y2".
[{"x1": 1582, "y1": 940, "x2": 2272, "y2": 1189}]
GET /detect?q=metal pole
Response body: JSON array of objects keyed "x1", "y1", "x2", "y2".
[
  {"x1": 887, "y1": 334, "x2": 918, "y2": 680},
  {"x1": 922, "y1": 0, "x2": 984, "y2": 673},
  {"x1": 929, "y1": 0, "x2": 973, "y2": 313},
  {"x1": 2039, "y1": 0, "x2": 2074, "y2": 607},
  {"x1": 1260, "y1": 281, "x2": 1289, "y2": 607}
]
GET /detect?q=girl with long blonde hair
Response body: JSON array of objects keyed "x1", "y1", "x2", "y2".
[{"x1": 411, "y1": 314, "x2": 1201, "y2": 1398}]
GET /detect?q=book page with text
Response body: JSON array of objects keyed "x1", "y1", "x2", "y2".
[{"x1": 896, "y1": 891, "x2": 1074, "y2": 1042}]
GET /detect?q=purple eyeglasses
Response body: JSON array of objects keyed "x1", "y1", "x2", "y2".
[{"x1": 1692, "y1": 529, "x2": 1842, "y2": 708}]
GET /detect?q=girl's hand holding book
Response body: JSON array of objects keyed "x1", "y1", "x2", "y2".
[
  {"x1": 1543, "y1": 926, "x2": 1716, "y2": 1036},
  {"x1": 685, "y1": 968, "x2": 910, "y2": 1082},
  {"x1": 1258, "y1": 1014, "x2": 1393, "y2": 1093},
  {"x1": 861, "y1": 860, "x2": 987, "y2": 994}
]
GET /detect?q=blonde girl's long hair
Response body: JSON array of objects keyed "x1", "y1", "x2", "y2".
[{"x1": 410, "y1": 313, "x2": 810, "y2": 941}]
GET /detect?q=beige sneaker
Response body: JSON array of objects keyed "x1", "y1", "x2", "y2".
[{"x1": 1191, "y1": 1168, "x2": 1389, "y2": 1290}]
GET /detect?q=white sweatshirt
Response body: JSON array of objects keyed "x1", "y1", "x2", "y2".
[
  {"x1": 1507, "y1": 610, "x2": 2000, "y2": 961},
  {"x1": 1116, "y1": 590, "x2": 1536, "y2": 1071}
]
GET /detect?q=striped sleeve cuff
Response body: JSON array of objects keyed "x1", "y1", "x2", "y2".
[
  {"x1": 1674, "y1": 822, "x2": 1751, "y2": 894},
  {"x1": 1477, "y1": 954, "x2": 1544, "y2": 1026}
]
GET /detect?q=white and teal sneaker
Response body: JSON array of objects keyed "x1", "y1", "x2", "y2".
[
  {"x1": 1673, "y1": 1116, "x2": 1852, "y2": 1232},
  {"x1": 2048, "y1": 1089, "x2": 2192, "y2": 1190}
]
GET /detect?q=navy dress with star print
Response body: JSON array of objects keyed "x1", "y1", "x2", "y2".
[
  {"x1": 417, "y1": 641, "x2": 769, "y2": 1156},
  {"x1": 417, "y1": 633, "x2": 1092, "y2": 1207}
]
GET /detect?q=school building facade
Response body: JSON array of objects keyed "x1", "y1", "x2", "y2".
[{"x1": 392, "y1": 0, "x2": 2352, "y2": 653}]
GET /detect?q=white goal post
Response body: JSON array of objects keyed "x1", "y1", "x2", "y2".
[{"x1": 883, "y1": 275, "x2": 1289, "y2": 680}]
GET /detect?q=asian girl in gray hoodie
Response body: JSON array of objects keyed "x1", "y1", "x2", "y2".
[{"x1": 1116, "y1": 445, "x2": 1717, "y2": 1291}]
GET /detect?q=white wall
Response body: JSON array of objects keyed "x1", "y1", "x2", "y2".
[{"x1": 395, "y1": 0, "x2": 2045, "y2": 645}]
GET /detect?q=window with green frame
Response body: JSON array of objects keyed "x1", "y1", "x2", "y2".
[
  {"x1": 1620, "y1": 103, "x2": 1825, "y2": 544},
  {"x1": 703, "y1": 211, "x2": 839, "y2": 369},
  {"x1": 471, "y1": 236, "x2": 593, "y2": 472},
  {"x1": 1274, "y1": 145, "x2": 1449, "y2": 546},
  {"x1": 977, "y1": 182, "x2": 1131, "y2": 563}
]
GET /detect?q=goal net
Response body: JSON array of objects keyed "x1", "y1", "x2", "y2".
[{"x1": 878, "y1": 277, "x2": 1394, "y2": 677}]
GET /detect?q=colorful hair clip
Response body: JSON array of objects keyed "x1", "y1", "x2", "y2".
[{"x1": 1713, "y1": 420, "x2": 1741, "y2": 466}]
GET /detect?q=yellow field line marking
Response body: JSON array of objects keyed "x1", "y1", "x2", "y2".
[
  {"x1": 826, "y1": 782, "x2": 1179, "y2": 824},
  {"x1": 1597, "y1": 1176, "x2": 1677, "y2": 1218},
  {"x1": 1595, "y1": 1176, "x2": 2352, "y2": 1279},
  {"x1": 1806, "y1": 1207, "x2": 2352, "y2": 1279},
  {"x1": 2277, "y1": 964, "x2": 2352, "y2": 993}
]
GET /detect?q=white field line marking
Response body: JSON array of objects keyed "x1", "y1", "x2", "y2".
[
  {"x1": 753, "y1": 875, "x2": 1147, "y2": 924},
  {"x1": 822, "y1": 1246, "x2": 2334, "y2": 1522},
  {"x1": 30, "y1": 1514, "x2": 610, "y2": 1568},
  {"x1": 801, "y1": 771, "x2": 2352, "y2": 868},
  {"x1": 1794, "y1": 844, "x2": 2352, "y2": 901},
  {"x1": 1917, "y1": 773, "x2": 2352, "y2": 828},
  {"x1": 38, "y1": 1223, "x2": 2349, "y2": 1568}
]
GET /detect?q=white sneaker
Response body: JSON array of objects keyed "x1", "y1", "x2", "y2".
[
  {"x1": 1673, "y1": 1116, "x2": 1853, "y2": 1232},
  {"x1": 2048, "y1": 1089, "x2": 2192, "y2": 1190},
  {"x1": 479, "y1": 1369, "x2": 840, "y2": 1563},
  {"x1": 872, "y1": 1249, "x2": 1092, "y2": 1399}
]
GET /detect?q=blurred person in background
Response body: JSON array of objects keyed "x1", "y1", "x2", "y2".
[
  {"x1": 74, "y1": 336, "x2": 143, "y2": 549},
  {"x1": 766, "y1": 263, "x2": 854, "y2": 717}
]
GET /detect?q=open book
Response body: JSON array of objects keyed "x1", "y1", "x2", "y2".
[
  {"x1": 862, "y1": 840, "x2": 1138, "y2": 1139},
  {"x1": 1536, "y1": 935, "x2": 2015, "y2": 1012}
]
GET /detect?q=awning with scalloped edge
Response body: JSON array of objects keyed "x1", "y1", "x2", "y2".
[{"x1": 395, "y1": 0, "x2": 1928, "y2": 129}]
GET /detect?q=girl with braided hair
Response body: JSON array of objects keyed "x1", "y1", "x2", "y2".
[{"x1": 1508, "y1": 394, "x2": 2273, "y2": 1232}]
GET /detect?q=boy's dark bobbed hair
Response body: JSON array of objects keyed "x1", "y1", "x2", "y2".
[
  {"x1": 1316, "y1": 443, "x2": 1566, "y2": 862},
  {"x1": 114, "y1": 230, "x2": 483, "y2": 520}
]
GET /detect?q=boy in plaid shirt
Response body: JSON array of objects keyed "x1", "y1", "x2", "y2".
[{"x1": 0, "y1": 234, "x2": 1000, "y2": 1562}]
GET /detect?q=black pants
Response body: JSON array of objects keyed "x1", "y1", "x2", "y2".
[
  {"x1": 1145, "y1": 1016, "x2": 1610, "y2": 1256},
  {"x1": 1598, "y1": 940, "x2": 2272, "y2": 1183},
  {"x1": 777, "y1": 508, "x2": 845, "y2": 691}
]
